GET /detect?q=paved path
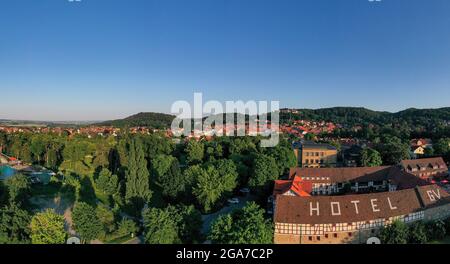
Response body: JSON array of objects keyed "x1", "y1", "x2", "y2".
[
  {"x1": 201, "y1": 195, "x2": 256, "y2": 235},
  {"x1": 123, "y1": 235, "x2": 144, "y2": 244}
]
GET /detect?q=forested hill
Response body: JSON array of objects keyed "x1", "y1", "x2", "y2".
[
  {"x1": 98, "y1": 112, "x2": 176, "y2": 128},
  {"x1": 96, "y1": 107, "x2": 450, "y2": 130},
  {"x1": 280, "y1": 107, "x2": 450, "y2": 127}
]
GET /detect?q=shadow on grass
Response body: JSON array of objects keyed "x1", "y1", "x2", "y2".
[{"x1": 79, "y1": 176, "x2": 97, "y2": 206}]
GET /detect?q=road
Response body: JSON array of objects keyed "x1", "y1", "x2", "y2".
[{"x1": 201, "y1": 195, "x2": 256, "y2": 236}]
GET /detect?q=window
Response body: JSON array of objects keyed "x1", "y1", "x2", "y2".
[
  {"x1": 333, "y1": 233, "x2": 338, "y2": 238},
  {"x1": 325, "y1": 234, "x2": 329, "y2": 238},
  {"x1": 317, "y1": 236, "x2": 321, "y2": 241},
  {"x1": 348, "y1": 232, "x2": 353, "y2": 237},
  {"x1": 308, "y1": 236, "x2": 313, "y2": 241}
]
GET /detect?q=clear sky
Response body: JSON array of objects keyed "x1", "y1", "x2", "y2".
[{"x1": 1, "y1": 0, "x2": 450, "y2": 121}]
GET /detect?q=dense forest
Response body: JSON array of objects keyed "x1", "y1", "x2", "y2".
[{"x1": 281, "y1": 107, "x2": 450, "y2": 140}]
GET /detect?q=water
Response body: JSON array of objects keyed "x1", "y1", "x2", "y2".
[{"x1": 0, "y1": 165, "x2": 17, "y2": 180}]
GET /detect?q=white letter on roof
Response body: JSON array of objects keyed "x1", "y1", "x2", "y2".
[
  {"x1": 371, "y1": 199, "x2": 380, "y2": 213},
  {"x1": 351, "y1": 200, "x2": 360, "y2": 214},
  {"x1": 387, "y1": 197, "x2": 397, "y2": 210},
  {"x1": 310, "y1": 202, "x2": 320, "y2": 216},
  {"x1": 331, "y1": 202, "x2": 341, "y2": 216}
]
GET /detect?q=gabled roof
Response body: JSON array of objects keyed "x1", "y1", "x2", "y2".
[
  {"x1": 274, "y1": 185, "x2": 449, "y2": 225},
  {"x1": 400, "y1": 157, "x2": 448, "y2": 172},
  {"x1": 289, "y1": 166, "x2": 392, "y2": 183},
  {"x1": 273, "y1": 176, "x2": 311, "y2": 197}
]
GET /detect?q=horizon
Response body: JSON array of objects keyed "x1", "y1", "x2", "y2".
[
  {"x1": 1, "y1": 105, "x2": 449, "y2": 123},
  {"x1": 2, "y1": 0, "x2": 450, "y2": 120}
]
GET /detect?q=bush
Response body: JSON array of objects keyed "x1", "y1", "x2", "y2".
[
  {"x1": 445, "y1": 217, "x2": 450, "y2": 235},
  {"x1": 378, "y1": 220, "x2": 409, "y2": 244},
  {"x1": 426, "y1": 220, "x2": 446, "y2": 241},
  {"x1": 408, "y1": 221, "x2": 427, "y2": 244}
]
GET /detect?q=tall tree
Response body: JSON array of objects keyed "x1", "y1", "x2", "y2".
[
  {"x1": 95, "y1": 168, "x2": 119, "y2": 197},
  {"x1": 72, "y1": 202, "x2": 103, "y2": 243},
  {"x1": 267, "y1": 146, "x2": 297, "y2": 176},
  {"x1": 152, "y1": 154, "x2": 184, "y2": 199},
  {"x1": 142, "y1": 207, "x2": 180, "y2": 244},
  {"x1": 193, "y1": 165, "x2": 224, "y2": 213},
  {"x1": 186, "y1": 140, "x2": 204, "y2": 165},
  {"x1": 249, "y1": 154, "x2": 279, "y2": 194},
  {"x1": 211, "y1": 159, "x2": 238, "y2": 193},
  {"x1": 125, "y1": 139, "x2": 152, "y2": 210},
  {"x1": 5, "y1": 174, "x2": 30, "y2": 204},
  {"x1": 0, "y1": 203, "x2": 31, "y2": 244},
  {"x1": 30, "y1": 209, "x2": 67, "y2": 244}
]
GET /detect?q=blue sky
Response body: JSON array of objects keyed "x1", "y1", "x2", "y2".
[{"x1": 1, "y1": 0, "x2": 450, "y2": 121}]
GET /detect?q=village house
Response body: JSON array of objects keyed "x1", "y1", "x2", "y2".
[
  {"x1": 294, "y1": 142, "x2": 338, "y2": 168},
  {"x1": 400, "y1": 157, "x2": 449, "y2": 180}
]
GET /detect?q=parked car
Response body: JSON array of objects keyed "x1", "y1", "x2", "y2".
[
  {"x1": 227, "y1": 198, "x2": 240, "y2": 204},
  {"x1": 240, "y1": 188, "x2": 250, "y2": 194}
]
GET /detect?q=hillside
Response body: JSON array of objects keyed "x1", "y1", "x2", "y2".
[
  {"x1": 99, "y1": 112, "x2": 176, "y2": 129},
  {"x1": 280, "y1": 107, "x2": 450, "y2": 128},
  {"x1": 96, "y1": 107, "x2": 450, "y2": 130}
]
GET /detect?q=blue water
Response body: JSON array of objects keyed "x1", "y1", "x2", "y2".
[{"x1": 0, "y1": 165, "x2": 17, "y2": 180}]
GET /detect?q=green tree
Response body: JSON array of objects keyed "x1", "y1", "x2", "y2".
[
  {"x1": 376, "y1": 136, "x2": 410, "y2": 165},
  {"x1": 152, "y1": 154, "x2": 185, "y2": 199},
  {"x1": 172, "y1": 205, "x2": 203, "y2": 243},
  {"x1": 249, "y1": 154, "x2": 279, "y2": 194},
  {"x1": 193, "y1": 165, "x2": 223, "y2": 213},
  {"x1": 186, "y1": 140, "x2": 204, "y2": 164},
  {"x1": 379, "y1": 220, "x2": 409, "y2": 244},
  {"x1": 267, "y1": 146, "x2": 297, "y2": 176},
  {"x1": 423, "y1": 146, "x2": 435, "y2": 157},
  {"x1": 408, "y1": 221, "x2": 428, "y2": 244},
  {"x1": 142, "y1": 207, "x2": 180, "y2": 244},
  {"x1": 95, "y1": 168, "x2": 119, "y2": 196},
  {"x1": 209, "y1": 202, "x2": 273, "y2": 244},
  {"x1": 360, "y1": 148, "x2": 383, "y2": 167},
  {"x1": 96, "y1": 204, "x2": 116, "y2": 234},
  {"x1": 0, "y1": 203, "x2": 31, "y2": 243},
  {"x1": 426, "y1": 220, "x2": 446, "y2": 241},
  {"x1": 5, "y1": 173, "x2": 30, "y2": 204},
  {"x1": 30, "y1": 209, "x2": 67, "y2": 244},
  {"x1": 433, "y1": 138, "x2": 450, "y2": 156},
  {"x1": 72, "y1": 202, "x2": 103, "y2": 243},
  {"x1": 125, "y1": 139, "x2": 152, "y2": 211},
  {"x1": 116, "y1": 219, "x2": 138, "y2": 238},
  {"x1": 211, "y1": 159, "x2": 238, "y2": 193}
]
